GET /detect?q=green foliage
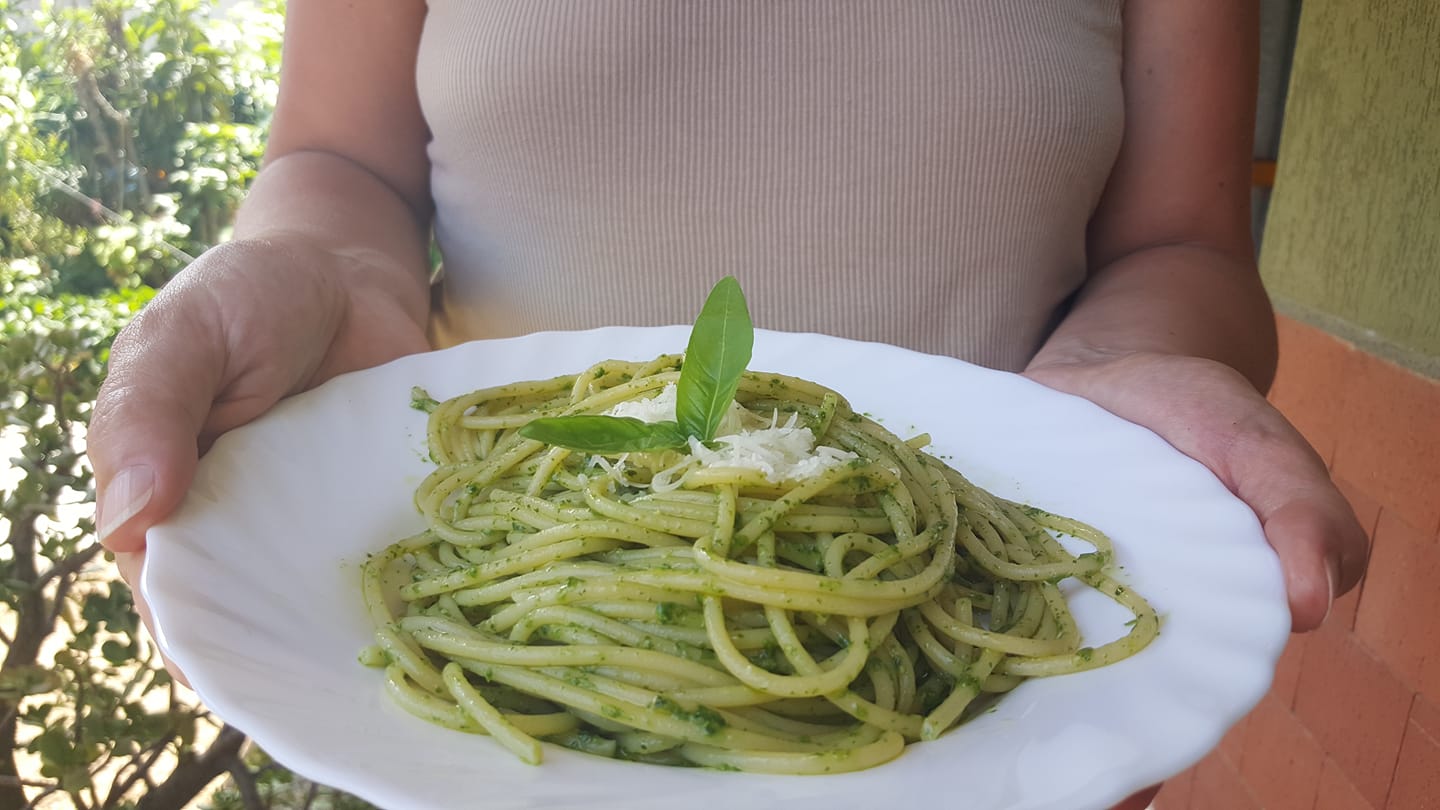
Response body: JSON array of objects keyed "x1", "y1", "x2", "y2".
[
  {"x1": 1, "y1": 239, "x2": 183, "y2": 810},
  {"x1": 2, "y1": 0, "x2": 278, "y2": 292},
  {"x1": 203, "y1": 749, "x2": 378, "y2": 810},
  {"x1": 0, "y1": 2, "x2": 370, "y2": 808}
]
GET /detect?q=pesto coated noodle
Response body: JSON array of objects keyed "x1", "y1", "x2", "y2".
[{"x1": 359, "y1": 356, "x2": 1158, "y2": 774}]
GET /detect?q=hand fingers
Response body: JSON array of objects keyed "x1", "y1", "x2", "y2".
[
  {"x1": 1131, "y1": 367, "x2": 1369, "y2": 631},
  {"x1": 115, "y1": 550, "x2": 191, "y2": 687},
  {"x1": 1025, "y1": 355, "x2": 1369, "y2": 633},
  {"x1": 90, "y1": 283, "x2": 227, "y2": 553},
  {"x1": 1221, "y1": 427, "x2": 1368, "y2": 632},
  {"x1": 313, "y1": 283, "x2": 432, "y2": 382},
  {"x1": 91, "y1": 242, "x2": 339, "y2": 551}
]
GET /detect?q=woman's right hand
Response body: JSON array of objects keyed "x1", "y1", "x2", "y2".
[
  {"x1": 87, "y1": 0, "x2": 434, "y2": 680},
  {"x1": 89, "y1": 235, "x2": 430, "y2": 674}
]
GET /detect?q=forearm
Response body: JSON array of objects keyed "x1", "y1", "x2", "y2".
[
  {"x1": 233, "y1": 150, "x2": 434, "y2": 328},
  {"x1": 1028, "y1": 245, "x2": 1278, "y2": 392}
]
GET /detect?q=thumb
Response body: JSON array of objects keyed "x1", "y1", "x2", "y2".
[
  {"x1": 90, "y1": 299, "x2": 222, "y2": 553},
  {"x1": 115, "y1": 550, "x2": 191, "y2": 687},
  {"x1": 1026, "y1": 356, "x2": 1368, "y2": 633},
  {"x1": 1222, "y1": 430, "x2": 1368, "y2": 632}
]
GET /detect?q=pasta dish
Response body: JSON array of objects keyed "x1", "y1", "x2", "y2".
[{"x1": 358, "y1": 279, "x2": 1157, "y2": 775}]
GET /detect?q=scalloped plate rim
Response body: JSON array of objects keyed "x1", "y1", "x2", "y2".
[{"x1": 143, "y1": 326, "x2": 1289, "y2": 810}]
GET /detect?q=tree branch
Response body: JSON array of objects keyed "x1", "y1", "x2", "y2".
[
  {"x1": 0, "y1": 512, "x2": 49, "y2": 810},
  {"x1": 133, "y1": 725, "x2": 247, "y2": 810},
  {"x1": 103, "y1": 731, "x2": 176, "y2": 810},
  {"x1": 35, "y1": 544, "x2": 101, "y2": 642},
  {"x1": 1, "y1": 509, "x2": 44, "y2": 671},
  {"x1": 5, "y1": 779, "x2": 59, "y2": 810},
  {"x1": 227, "y1": 756, "x2": 265, "y2": 810},
  {"x1": 0, "y1": 775, "x2": 54, "y2": 789},
  {"x1": 75, "y1": 783, "x2": 95, "y2": 810}
]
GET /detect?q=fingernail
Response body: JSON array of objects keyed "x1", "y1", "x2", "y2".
[
  {"x1": 1323, "y1": 556, "x2": 1339, "y2": 624},
  {"x1": 98, "y1": 465, "x2": 155, "y2": 544}
]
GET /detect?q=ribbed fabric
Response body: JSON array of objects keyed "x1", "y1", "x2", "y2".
[{"x1": 418, "y1": 1, "x2": 1123, "y2": 371}]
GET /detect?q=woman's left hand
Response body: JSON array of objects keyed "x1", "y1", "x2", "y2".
[
  {"x1": 1029, "y1": 350, "x2": 1368, "y2": 810},
  {"x1": 1025, "y1": 350, "x2": 1369, "y2": 632}
]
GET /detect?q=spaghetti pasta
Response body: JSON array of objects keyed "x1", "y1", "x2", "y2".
[{"x1": 360, "y1": 355, "x2": 1158, "y2": 774}]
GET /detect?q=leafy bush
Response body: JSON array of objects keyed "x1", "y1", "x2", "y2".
[{"x1": 1, "y1": 2, "x2": 370, "y2": 807}]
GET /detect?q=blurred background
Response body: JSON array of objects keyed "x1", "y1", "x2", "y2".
[
  {"x1": 0, "y1": 1, "x2": 1435, "y2": 809},
  {"x1": 2, "y1": 2, "x2": 376, "y2": 807}
]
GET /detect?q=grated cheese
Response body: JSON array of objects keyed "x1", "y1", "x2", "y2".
[
  {"x1": 688, "y1": 423, "x2": 858, "y2": 484},
  {"x1": 603, "y1": 384, "x2": 858, "y2": 484},
  {"x1": 606, "y1": 384, "x2": 680, "y2": 424}
]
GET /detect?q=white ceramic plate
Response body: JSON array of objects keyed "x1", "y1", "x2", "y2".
[{"x1": 144, "y1": 327, "x2": 1288, "y2": 810}]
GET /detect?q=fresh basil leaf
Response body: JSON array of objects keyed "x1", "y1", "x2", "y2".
[
  {"x1": 514, "y1": 277, "x2": 755, "y2": 451},
  {"x1": 676, "y1": 276, "x2": 754, "y2": 442},
  {"x1": 519, "y1": 416, "x2": 690, "y2": 454}
]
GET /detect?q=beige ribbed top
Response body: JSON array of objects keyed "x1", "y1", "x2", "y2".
[{"x1": 417, "y1": 1, "x2": 1124, "y2": 371}]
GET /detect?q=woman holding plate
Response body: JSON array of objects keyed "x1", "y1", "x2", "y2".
[{"x1": 88, "y1": 2, "x2": 1368, "y2": 807}]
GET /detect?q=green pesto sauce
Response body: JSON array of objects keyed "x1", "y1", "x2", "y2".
[
  {"x1": 409, "y1": 387, "x2": 440, "y2": 413},
  {"x1": 651, "y1": 696, "x2": 727, "y2": 737},
  {"x1": 655, "y1": 601, "x2": 681, "y2": 624}
]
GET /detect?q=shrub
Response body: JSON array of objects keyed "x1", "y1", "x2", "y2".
[{"x1": 2, "y1": 2, "x2": 369, "y2": 807}]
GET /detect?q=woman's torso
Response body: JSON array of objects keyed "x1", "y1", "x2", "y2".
[{"x1": 418, "y1": 1, "x2": 1124, "y2": 371}]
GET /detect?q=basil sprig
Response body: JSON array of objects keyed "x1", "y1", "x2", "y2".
[
  {"x1": 519, "y1": 277, "x2": 754, "y2": 454},
  {"x1": 517, "y1": 415, "x2": 690, "y2": 454},
  {"x1": 675, "y1": 276, "x2": 754, "y2": 442}
]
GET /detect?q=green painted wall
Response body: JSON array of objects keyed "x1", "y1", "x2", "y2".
[{"x1": 1260, "y1": 0, "x2": 1440, "y2": 365}]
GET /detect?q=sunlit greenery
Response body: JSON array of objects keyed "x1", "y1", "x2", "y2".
[{"x1": 1, "y1": 2, "x2": 370, "y2": 807}]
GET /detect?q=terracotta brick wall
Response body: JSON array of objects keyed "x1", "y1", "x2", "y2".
[{"x1": 1154, "y1": 315, "x2": 1440, "y2": 810}]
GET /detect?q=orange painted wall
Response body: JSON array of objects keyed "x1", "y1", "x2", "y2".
[{"x1": 1153, "y1": 315, "x2": 1440, "y2": 810}]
